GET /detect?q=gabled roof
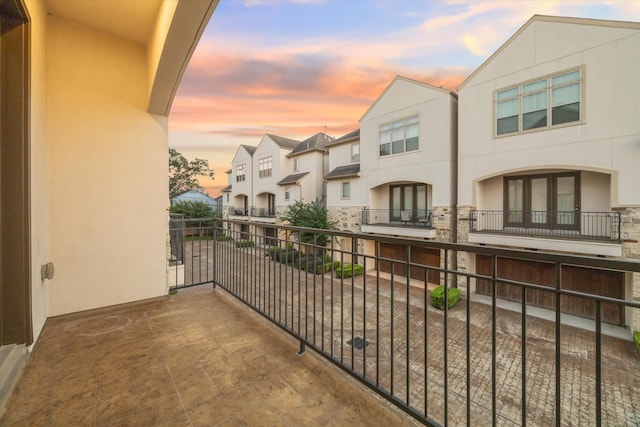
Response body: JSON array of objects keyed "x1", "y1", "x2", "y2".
[
  {"x1": 265, "y1": 134, "x2": 300, "y2": 150},
  {"x1": 326, "y1": 129, "x2": 360, "y2": 147},
  {"x1": 241, "y1": 144, "x2": 257, "y2": 155},
  {"x1": 221, "y1": 185, "x2": 232, "y2": 192},
  {"x1": 325, "y1": 164, "x2": 360, "y2": 180},
  {"x1": 288, "y1": 132, "x2": 334, "y2": 156},
  {"x1": 172, "y1": 189, "x2": 216, "y2": 200},
  {"x1": 360, "y1": 75, "x2": 456, "y2": 121},
  {"x1": 276, "y1": 172, "x2": 309, "y2": 186},
  {"x1": 458, "y1": 15, "x2": 640, "y2": 90}
]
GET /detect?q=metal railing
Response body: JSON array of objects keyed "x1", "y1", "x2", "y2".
[
  {"x1": 250, "y1": 206, "x2": 276, "y2": 218},
  {"x1": 470, "y1": 210, "x2": 622, "y2": 243},
  {"x1": 168, "y1": 218, "x2": 640, "y2": 426},
  {"x1": 229, "y1": 207, "x2": 249, "y2": 216},
  {"x1": 362, "y1": 208, "x2": 433, "y2": 228}
]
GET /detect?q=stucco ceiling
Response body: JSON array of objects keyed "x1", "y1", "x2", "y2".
[{"x1": 45, "y1": 0, "x2": 162, "y2": 45}]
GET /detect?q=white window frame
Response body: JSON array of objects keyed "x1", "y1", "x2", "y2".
[
  {"x1": 341, "y1": 181, "x2": 351, "y2": 199},
  {"x1": 293, "y1": 157, "x2": 300, "y2": 172},
  {"x1": 235, "y1": 164, "x2": 246, "y2": 182},
  {"x1": 351, "y1": 143, "x2": 360, "y2": 162},
  {"x1": 284, "y1": 188, "x2": 290, "y2": 201},
  {"x1": 495, "y1": 67, "x2": 583, "y2": 137},
  {"x1": 259, "y1": 156, "x2": 272, "y2": 178},
  {"x1": 379, "y1": 115, "x2": 419, "y2": 157}
]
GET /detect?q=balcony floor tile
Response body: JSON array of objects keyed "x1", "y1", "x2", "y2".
[{"x1": 1, "y1": 286, "x2": 419, "y2": 426}]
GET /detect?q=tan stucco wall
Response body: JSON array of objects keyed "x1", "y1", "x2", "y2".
[
  {"x1": 46, "y1": 16, "x2": 169, "y2": 316},
  {"x1": 25, "y1": 0, "x2": 50, "y2": 343}
]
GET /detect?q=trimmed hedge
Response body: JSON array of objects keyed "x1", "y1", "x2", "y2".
[
  {"x1": 430, "y1": 286, "x2": 460, "y2": 310},
  {"x1": 235, "y1": 239, "x2": 255, "y2": 248},
  {"x1": 335, "y1": 264, "x2": 364, "y2": 278},
  {"x1": 312, "y1": 260, "x2": 340, "y2": 275},
  {"x1": 634, "y1": 331, "x2": 640, "y2": 358},
  {"x1": 216, "y1": 235, "x2": 233, "y2": 241}
]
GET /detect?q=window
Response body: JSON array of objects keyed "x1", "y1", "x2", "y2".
[
  {"x1": 351, "y1": 143, "x2": 360, "y2": 162},
  {"x1": 504, "y1": 172, "x2": 580, "y2": 230},
  {"x1": 284, "y1": 188, "x2": 290, "y2": 201},
  {"x1": 341, "y1": 181, "x2": 350, "y2": 199},
  {"x1": 235, "y1": 164, "x2": 246, "y2": 182},
  {"x1": 496, "y1": 69, "x2": 582, "y2": 135},
  {"x1": 389, "y1": 183, "x2": 428, "y2": 222},
  {"x1": 226, "y1": 193, "x2": 229, "y2": 202},
  {"x1": 293, "y1": 157, "x2": 300, "y2": 172},
  {"x1": 259, "y1": 156, "x2": 272, "y2": 178},
  {"x1": 379, "y1": 116, "x2": 419, "y2": 156}
]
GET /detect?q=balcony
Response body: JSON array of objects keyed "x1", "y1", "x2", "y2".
[
  {"x1": 1, "y1": 286, "x2": 418, "y2": 426},
  {"x1": 250, "y1": 206, "x2": 277, "y2": 223},
  {"x1": 160, "y1": 219, "x2": 640, "y2": 426},
  {"x1": 469, "y1": 210, "x2": 622, "y2": 256},
  {"x1": 228, "y1": 207, "x2": 249, "y2": 217},
  {"x1": 361, "y1": 208, "x2": 436, "y2": 239}
]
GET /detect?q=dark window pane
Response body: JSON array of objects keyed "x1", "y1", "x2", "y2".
[
  {"x1": 497, "y1": 115, "x2": 518, "y2": 134},
  {"x1": 380, "y1": 143, "x2": 390, "y2": 156},
  {"x1": 406, "y1": 137, "x2": 419, "y2": 151},
  {"x1": 392, "y1": 139, "x2": 404, "y2": 154},
  {"x1": 552, "y1": 102, "x2": 580, "y2": 125},
  {"x1": 523, "y1": 109, "x2": 547, "y2": 130}
]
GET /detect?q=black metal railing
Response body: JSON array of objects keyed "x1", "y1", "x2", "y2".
[
  {"x1": 168, "y1": 218, "x2": 640, "y2": 426},
  {"x1": 362, "y1": 208, "x2": 433, "y2": 228},
  {"x1": 229, "y1": 207, "x2": 249, "y2": 216},
  {"x1": 250, "y1": 206, "x2": 276, "y2": 218},
  {"x1": 470, "y1": 210, "x2": 622, "y2": 243}
]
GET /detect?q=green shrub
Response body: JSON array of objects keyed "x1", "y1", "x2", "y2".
[
  {"x1": 634, "y1": 331, "x2": 640, "y2": 358},
  {"x1": 430, "y1": 286, "x2": 461, "y2": 310},
  {"x1": 235, "y1": 239, "x2": 255, "y2": 248},
  {"x1": 266, "y1": 247, "x2": 299, "y2": 263},
  {"x1": 335, "y1": 264, "x2": 364, "y2": 278},
  {"x1": 216, "y1": 234, "x2": 233, "y2": 241},
  {"x1": 305, "y1": 260, "x2": 340, "y2": 274}
]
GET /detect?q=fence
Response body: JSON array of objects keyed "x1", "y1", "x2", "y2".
[{"x1": 168, "y1": 217, "x2": 640, "y2": 426}]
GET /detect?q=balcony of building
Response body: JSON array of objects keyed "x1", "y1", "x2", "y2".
[
  {"x1": 229, "y1": 195, "x2": 249, "y2": 219},
  {"x1": 158, "y1": 219, "x2": 639, "y2": 425},
  {"x1": 362, "y1": 208, "x2": 435, "y2": 238},
  {"x1": 361, "y1": 182, "x2": 436, "y2": 239},
  {"x1": 4, "y1": 219, "x2": 640, "y2": 426},
  {"x1": 250, "y1": 207, "x2": 276, "y2": 220},
  {"x1": 470, "y1": 170, "x2": 621, "y2": 256},
  {"x1": 0, "y1": 285, "x2": 419, "y2": 426}
]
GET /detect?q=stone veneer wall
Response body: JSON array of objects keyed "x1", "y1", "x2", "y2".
[
  {"x1": 616, "y1": 207, "x2": 640, "y2": 333},
  {"x1": 327, "y1": 206, "x2": 364, "y2": 234},
  {"x1": 432, "y1": 206, "x2": 455, "y2": 243},
  {"x1": 455, "y1": 206, "x2": 474, "y2": 294}
]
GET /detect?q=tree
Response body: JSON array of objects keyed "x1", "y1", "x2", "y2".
[
  {"x1": 169, "y1": 148, "x2": 215, "y2": 198},
  {"x1": 280, "y1": 198, "x2": 337, "y2": 247},
  {"x1": 169, "y1": 200, "x2": 215, "y2": 219}
]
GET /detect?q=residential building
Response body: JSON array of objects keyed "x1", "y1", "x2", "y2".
[
  {"x1": 457, "y1": 15, "x2": 640, "y2": 332},
  {"x1": 227, "y1": 145, "x2": 256, "y2": 219},
  {"x1": 171, "y1": 189, "x2": 219, "y2": 214},
  {"x1": 358, "y1": 76, "x2": 458, "y2": 284},
  {"x1": 325, "y1": 129, "x2": 364, "y2": 260},
  {"x1": 0, "y1": 0, "x2": 217, "y2": 400},
  {"x1": 281, "y1": 132, "x2": 333, "y2": 205}
]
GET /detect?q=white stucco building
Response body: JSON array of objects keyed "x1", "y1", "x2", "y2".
[{"x1": 457, "y1": 15, "x2": 640, "y2": 331}]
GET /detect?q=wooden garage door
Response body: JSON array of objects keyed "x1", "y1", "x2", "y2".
[
  {"x1": 379, "y1": 244, "x2": 440, "y2": 284},
  {"x1": 476, "y1": 256, "x2": 624, "y2": 325}
]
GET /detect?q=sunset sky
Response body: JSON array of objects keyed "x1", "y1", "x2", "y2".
[{"x1": 168, "y1": 0, "x2": 640, "y2": 197}]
